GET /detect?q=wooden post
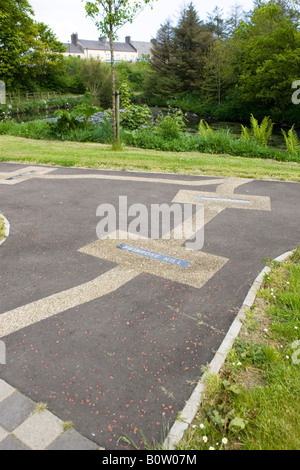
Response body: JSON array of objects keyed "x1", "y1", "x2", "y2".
[{"x1": 115, "y1": 90, "x2": 120, "y2": 144}]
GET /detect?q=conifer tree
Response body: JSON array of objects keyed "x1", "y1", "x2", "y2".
[
  {"x1": 145, "y1": 19, "x2": 181, "y2": 98},
  {"x1": 206, "y1": 6, "x2": 227, "y2": 38},
  {"x1": 173, "y1": 2, "x2": 214, "y2": 93},
  {"x1": 150, "y1": 19, "x2": 175, "y2": 73}
]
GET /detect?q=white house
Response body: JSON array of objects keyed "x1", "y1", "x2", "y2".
[{"x1": 63, "y1": 34, "x2": 152, "y2": 62}]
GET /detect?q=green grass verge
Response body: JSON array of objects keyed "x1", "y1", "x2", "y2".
[
  {"x1": 0, "y1": 216, "x2": 6, "y2": 242},
  {"x1": 177, "y1": 248, "x2": 300, "y2": 450},
  {"x1": 0, "y1": 136, "x2": 300, "y2": 182}
]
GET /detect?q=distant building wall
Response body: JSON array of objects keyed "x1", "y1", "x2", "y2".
[{"x1": 62, "y1": 34, "x2": 150, "y2": 63}]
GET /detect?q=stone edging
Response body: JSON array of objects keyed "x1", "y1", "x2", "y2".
[{"x1": 163, "y1": 249, "x2": 294, "y2": 450}]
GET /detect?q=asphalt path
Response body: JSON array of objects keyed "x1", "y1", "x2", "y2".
[{"x1": 0, "y1": 162, "x2": 299, "y2": 449}]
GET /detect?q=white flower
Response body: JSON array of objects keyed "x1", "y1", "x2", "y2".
[
  {"x1": 222, "y1": 437, "x2": 228, "y2": 445},
  {"x1": 203, "y1": 436, "x2": 208, "y2": 443},
  {"x1": 209, "y1": 447, "x2": 215, "y2": 450},
  {"x1": 200, "y1": 423, "x2": 205, "y2": 429}
]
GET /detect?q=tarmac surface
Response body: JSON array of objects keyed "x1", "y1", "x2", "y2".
[{"x1": 0, "y1": 162, "x2": 299, "y2": 450}]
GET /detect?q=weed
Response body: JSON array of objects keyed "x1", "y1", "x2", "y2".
[
  {"x1": 34, "y1": 403, "x2": 48, "y2": 413},
  {"x1": 199, "y1": 120, "x2": 214, "y2": 136},
  {"x1": 62, "y1": 421, "x2": 74, "y2": 432},
  {"x1": 282, "y1": 125, "x2": 300, "y2": 156}
]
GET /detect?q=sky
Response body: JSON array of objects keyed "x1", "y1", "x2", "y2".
[{"x1": 28, "y1": 0, "x2": 255, "y2": 44}]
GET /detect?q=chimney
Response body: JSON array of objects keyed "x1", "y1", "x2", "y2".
[
  {"x1": 125, "y1": 36, "x2": 131, "y2": 44},
  {"x1": 99, "y1": 36, "x2": 107, "y2": 43},
  {"x1": 71, "y1": 33, "x2": 78, "y2": 45}
]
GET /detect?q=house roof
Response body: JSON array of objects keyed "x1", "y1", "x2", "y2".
[
  {"x1": 130, "y1": 41, "x2": 152, "y2": 56},
  {"x1": 78, "y1": 39, "x2": 137, "y2": 53},
  {"x1": 63, "y1": 43, "x2": 83, "y2": 54}
]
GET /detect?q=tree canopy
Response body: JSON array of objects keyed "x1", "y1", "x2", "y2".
[
  {"x1": 0, "y1": 0, "x2": 65, "y2": 90},
  {"x1": 146, "y1": 0, "x2": 300, "y2": 123}
]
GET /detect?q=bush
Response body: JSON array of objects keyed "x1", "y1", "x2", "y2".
[
  {"x1": 122, "y1": 126, "x2": 298, "y2": 162},
  {"x1": 118, "y1": 82, "x2": 152, "y2": 131},
  {"x1": 154, "y1": 109, "x2": 187, "y2": 139},
  {"x1": 0, "y1": 120, "x2": 52, "y2": 140},
  {"x1": 49, "y1": 103, "x2": 102, "y2": 136}
]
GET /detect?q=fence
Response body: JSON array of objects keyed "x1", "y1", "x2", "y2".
[{"x1": 6, "y1": 91, "x2": 62, "y2": 104}]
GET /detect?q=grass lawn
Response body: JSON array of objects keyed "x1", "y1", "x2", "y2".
[
  {"x1": 0, "y1": 136, "x2": 300, "y2": 181},
  {"x1": 177, "y1": 248, "x2": 300, "y2": 451}
]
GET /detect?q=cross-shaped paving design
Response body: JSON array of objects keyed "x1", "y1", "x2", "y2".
[
  {"x1": 1, "y1": 163, "x2": 299, "y2": 450},
  {"x1": 0, "y1": 174, "x2": 270, "y2": 338}
]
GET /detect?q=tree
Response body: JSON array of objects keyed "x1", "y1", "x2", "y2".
[
  {"x1": 81, "y1": 58, "x2": 112, "y2": 104},
  {"x1": 173, "y1": 3, "x2": 214, "y2": 93},
  {"x1": 0, "y1": 0, "x2": 37, "y2": 88},
  {"x1": 202, "y1": 39, "x2": 234, "y2": 104},
  {"x1": 144, "y1": 19, "x2": 181, "y2": 98},
  {"x1": 206, "y1": 6, "x2": 227, "y2": 38},
  {"x1": 226, "y1": 4, "x2": 245, "y2": 36},
  {"x1": 233, "y1": 1, "x2": 300, "y2": 121},
  {"x1": 26, "y1": 22, "x2": 66, "y2": 90},
  {"x1": 0, "y1": 0, "x2": 66, "y2": 91},
  {"x1": 84, "y1": 0, "x2": 157, "y2": 144}
]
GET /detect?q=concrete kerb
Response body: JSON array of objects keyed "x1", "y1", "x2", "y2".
[{"x1": 163, "y1": 249, "x2": 294, "y2": 450}]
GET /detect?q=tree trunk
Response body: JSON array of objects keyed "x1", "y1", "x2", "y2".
[{"x1": 109, "y1": 24, "x2": 117, "y2": 143}]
